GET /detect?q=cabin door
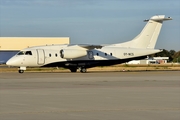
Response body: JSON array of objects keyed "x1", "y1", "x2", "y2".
[
  {"x1": 88, "y1": 51, "x2": 94, "y2": 59},
  {"x1": 36, "y1": 49, "x2": 45, "y2": 65}
]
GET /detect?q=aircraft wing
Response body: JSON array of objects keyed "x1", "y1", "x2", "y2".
[
  {"x1": 68, "y1": 44, "x2": 103, "y2": 50},
  {"x1": 78, "y1": 44, "x2": 103, "y2": 49}
]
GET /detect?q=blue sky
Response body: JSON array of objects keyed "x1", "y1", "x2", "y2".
[{"x1": 0, "y1": 0, "x2": 180, "y2": 51}]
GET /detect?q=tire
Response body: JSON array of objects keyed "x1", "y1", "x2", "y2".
[
  {"x1": 80, "y1": 68, "x2": 87, "y2": 73},
  {"x1": 18, "y1": 70, "x2": 24, "y2": 73}
]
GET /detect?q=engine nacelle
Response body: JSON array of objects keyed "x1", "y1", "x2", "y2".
[{"x1": 60, "y1": 49, "x2": 87, "y2": 59}]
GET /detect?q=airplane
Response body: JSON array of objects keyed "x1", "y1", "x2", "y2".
[{"x1": 6, "y1": 15, "x2": 172, "y2": 73}]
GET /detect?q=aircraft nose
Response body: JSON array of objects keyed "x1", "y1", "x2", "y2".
[
  {"x1": 6, "y1": 59, "x2": 13, "y2": 66},
  {"x1": 6, "y1": 57, "x2": 19, "y2": 66},
  {"x1": 6, "y1": 56, "x2": 24, "y2": 66}
]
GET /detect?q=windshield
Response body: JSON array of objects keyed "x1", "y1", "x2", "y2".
[{"x1": 17, "y1": 51, "x2": 32, "y2": 55}]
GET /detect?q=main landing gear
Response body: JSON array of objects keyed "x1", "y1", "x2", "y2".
[
  {"x1": 70, "y1": 68, "x2": 77, "y2": 73},
  {"x1": 80, "y1": 67, "x2": 87, "y2": 73},
  {"x1": 69, "y1": 67, "x2": 87, "y2": 73}
]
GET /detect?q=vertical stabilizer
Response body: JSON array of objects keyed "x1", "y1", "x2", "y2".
[{"x1": 111, "y1": 15, "x2": 172, "y2": 49}]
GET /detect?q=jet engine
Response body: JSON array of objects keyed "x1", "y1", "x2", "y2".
[{"x1": 60, "y1": 49, "x2": 87, "y2": 59}]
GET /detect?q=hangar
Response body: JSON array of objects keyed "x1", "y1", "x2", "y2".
[{"x1": 0, "y1": 37, "x2": 70, "y2": 63}]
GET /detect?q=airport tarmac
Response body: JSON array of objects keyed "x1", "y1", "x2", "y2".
[{"x1": 0, "y1": 71, "x2": 180, "y2": 120}]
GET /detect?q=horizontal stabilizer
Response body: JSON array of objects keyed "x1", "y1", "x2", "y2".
[{"x1": 144, "y1": 15, "x2": 172, "y2": 22}]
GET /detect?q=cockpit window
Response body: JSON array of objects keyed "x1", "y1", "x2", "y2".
[
  {"x1": 17, "y1": 51, "x2": 25, "y2": 55},
  {"x1": 25, "y1": 51, "x2": 32, "y2": 55},
  {"x1": 17, "y1": 51, "x2": 32, "y2": 55}
]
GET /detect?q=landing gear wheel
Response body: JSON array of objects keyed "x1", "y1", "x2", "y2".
[
  {"x1": 18, "y1": 70, "x2": 24, "y2": 73},
  {"x1": 70, "y1": 68, "x2": 77, "y2": 72},
  {"x1": 80, "y1": 68, "x2": 87, "y2": 73}
]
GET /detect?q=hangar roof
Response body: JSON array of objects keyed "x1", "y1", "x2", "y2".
[{"x1": 0, "y1": 37, "x2": 69, "y2": 51}]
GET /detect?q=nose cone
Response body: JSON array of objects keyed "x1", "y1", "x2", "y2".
[
  {"x1": 6, "y1": 57, "x2": 20, "y2": 66},
  {"x1": 6, "y1": 59, "x2": 13, "y2": 66}
]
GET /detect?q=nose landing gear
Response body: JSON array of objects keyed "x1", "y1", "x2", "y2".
[
  {"x1": 18, "y1": 67, "x2": 26, "y2": 74},
  {"x1": 18, "y1": 70, "x2": 24, "y2": 73}
]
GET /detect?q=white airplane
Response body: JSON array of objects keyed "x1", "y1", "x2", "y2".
[{"x1": 6, "y1": 15, "x2": 172, "y2": 73}]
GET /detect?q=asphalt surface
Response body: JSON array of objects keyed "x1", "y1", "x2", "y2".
[{"x1": 0, "y1": 71, "x2": 180, "y2": 120}]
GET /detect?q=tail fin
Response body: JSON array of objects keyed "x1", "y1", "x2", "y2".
[{"x1": 111, "y1": 15, "x2": 172, "y2": 49}]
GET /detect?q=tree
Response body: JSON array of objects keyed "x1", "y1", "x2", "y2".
[
  {"x1": 154, "y1": 49, "x2": 173, "y2": 61},
  {"x1": 150, "y1": 49, "x2": 180, "y2": 63},
  {"x1": 169, "y1": 50, "x2": 176, "y2": 56},
  {"x1": 173, "y1": 51, "x2": 180, "y2": 63}
]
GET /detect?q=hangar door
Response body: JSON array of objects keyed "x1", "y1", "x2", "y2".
[{"x1": 37, "y1": 49, "x2": 45, "y2": 65}]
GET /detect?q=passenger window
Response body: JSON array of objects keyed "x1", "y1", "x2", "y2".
[
  {"x1": 49, "y1": 54, "x2": 51, "y2": 57},
  {"x1": 55, "y1": 53, "x2": 58, "y2": 57},
  {"x1": 96, "y1": 53, "x2": 99, "y2": 56},
  {"x1": 105, "y1": 53, "x2": 107, "y2": 56},
  {"x1": 110, "y1": 53, "x2": 112, "y2": 56}
]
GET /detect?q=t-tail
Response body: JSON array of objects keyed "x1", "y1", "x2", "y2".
[{"x1": 110, "y1": 15, "x2": 172, "y2": 49}]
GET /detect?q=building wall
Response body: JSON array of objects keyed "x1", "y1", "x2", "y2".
[
  {"x1": 0, "y1": 37, "x2": 69, "y2": 51},
  {"x1": 0, "y1": 37, "x2": 70, "y2": 63},
  {"x1": 127, "y1": 57, "x2": 169, "y2": 65},
  {"x1": 0, "y1": 51, "x2": 18, "y2": 64}
]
